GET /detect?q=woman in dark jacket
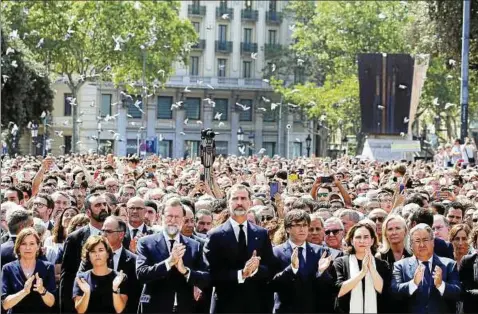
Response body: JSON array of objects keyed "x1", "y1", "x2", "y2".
[
  {"x1": 459, "y1": 227, "x2": 478, "y2": 313},
  {"x1": 332, "y1": 221, "x2": 390, "y2": 313}
]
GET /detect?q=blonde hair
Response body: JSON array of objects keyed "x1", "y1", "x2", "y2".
[
  {"x1": 379, "y1": 214, "x2": 410, "y2": 254},
  {"x1": 67, "y1": 214, "x2": 90, "y2": 234}
]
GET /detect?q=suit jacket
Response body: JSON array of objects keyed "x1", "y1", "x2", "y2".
[
  {"x1": 391, "y1": 254, "x2": 461, "y2": 313},
  {"x1": 188, "y1": 232, "x2": 211, "y2": 313},
  {"x1": 332, "y1": 254, "x2": 391, "y2": 313},
  {"x1": 77, "y1": 247, "x2": 141, "y2": 313},
  {"x1": 434, "y1": 238, "x2": 454, "y2": 259},
  {"x1": 204, "y1": 220, "x2": 274, "y2": 313},
  {"x1": 459, "y1": 252, "x2": 478, "y2": 313},
  {"x1": 123, "y1": 224, "x2": 154, "y2": 252},
  {"x1": 135, "y1": 232, "x2": 209, "y2": 313},
  {"x1": 271, "y1": 241, "x2": 331, "y2": 313},
  {"x1": 59, "y1": 225, "x2": 91, "y2": 314},
  {"x1": 1, "y1": 237, "x2": 17, "y2": 269}
]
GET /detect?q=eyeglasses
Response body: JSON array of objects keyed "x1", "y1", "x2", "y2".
[
  {"x1": 412, "y1": 238, "x2": 432, "y2": 245},
  {"x1": 370, "y1": 216, "x2": 385, "y2": 223},
  {"x1": 33, "y1": 202, "x2": 47, "y2": 208},
  {"x1": 101, "y1": 229, "x2": 123, "y2": 234},
  {"x1": 447, "y1": 215, "x2": 462, "y2": 220},
  {"x1": 261, "y1": 215, "x2": 274, "y2": 222},
  {"x1": 127, "y1": 206, "x2": 145, "y2": 211},
  {"x1": 165, "y1": 215, "x2": 183, "y2": 221},
  {"x1": 309, "y1": 227, "x2": 322, "y2": 233},
  {"x1": 317, "y1": 193, "x2": 328, "y2": 197},
  {"x1": 325, "y1": 229, "x2": 342, "y2": 236}
]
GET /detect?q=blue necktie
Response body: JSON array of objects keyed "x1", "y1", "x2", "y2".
[
  {"x1": 298, "y1": 247, "x2": 306, "y2": 278},
  {"x1": 422, "y1": 261, "x2": 433, "y2": 295}
]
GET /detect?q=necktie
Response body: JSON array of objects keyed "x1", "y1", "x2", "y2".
[
  {"x1": 132, "y1": 228, "x2": 139, "y2": 238},
  {"x1": 298, "y1": 247, "x2": 306, "y2": 277},
  {"x1": 422, "y1": 261, "x2": 433, "y2": 294},
  {"x1": 238, "y1": 224, "x2": 247, "y2": 262},
  {"x1": 169, "y1": 239, "x2": 175, "y2": 253}
]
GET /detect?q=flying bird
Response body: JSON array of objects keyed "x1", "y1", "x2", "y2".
[
  {"x1": 251, "y1": 52, "x2": 257, "y2": 60},
  {"x1": 214, "y1": 112, "x2": 222, "y2": 120},
  {"x1": 398, "y1": 84, "x2": 407, "y2": 89},
  {"x1": 403, "y1": 117, "x2": 409, "y2": 124},
  {"x1": 184, "y1": 118, "x2": 189, "y2": 125}
]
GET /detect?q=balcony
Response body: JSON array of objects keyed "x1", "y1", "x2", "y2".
[
  {"x1": 266, "y1": 11, "x2": 283, "y2": 24},
  {"x1": 241, "y1": 9, "x2": 258, "y2": 22},
  {"x1": 216, "y1": 7, "x2": 234, "y2": 20},
  {"x1": 264, "y1": 43, "x2": 282, "y2": 56},
  {"x1": 191, "y1": 39, "x2": 206, "y2": 50},
  {"x1": 164, "y1": 76, "x2": 274, "y2": 90},
  {"x1": 188, "y1": 5, "x2": 206, "y2": 17},
  {"x1": 241, "y1": 42, "x2": 258, "y2": 54},
  {"x1": 215, "y1": 40, "x2": 233, "y2": 53}
]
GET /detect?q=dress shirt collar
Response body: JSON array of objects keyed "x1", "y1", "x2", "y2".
[
  {"x1": 229, "y1": 217, "x2": 248, "y2": 230},
  {"x1": 162, "y1": 230, "x2": 181, "y2": 244},
  {"x1": 415, "y1": 255, "x2": 434, "y2": 270},
  {"x1": 288, "y1": 240, "x2": 307, "y2": 251},
  {"x1": 129, "y1": 223, "x2": 145, "y2": 234},
  {"x1": 113, "y1": 246, "x2": 123, "y2": 256}
]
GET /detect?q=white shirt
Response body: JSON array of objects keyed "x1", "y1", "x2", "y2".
[
  {"x1": 113, "y1": 246, "x2": 123, "y2": 271},
  {"x1": 162, "y1": 231, "x2": 188, "y2": 307},
  {"x1": 89, "y1": 224, "x2": 102, "y2": 236},
  {"x1": 129, "y1": 223, "x2": 146, "y2": 238},
  {"x1": 228, "y1": 218, "x2": 258, "y2": 283},
  {"x1": 409, "y1": 256, "x2": 445, "y2": 295},
  {"x1": 289, "y1": 240, "x2": 307, "y2": 274}
]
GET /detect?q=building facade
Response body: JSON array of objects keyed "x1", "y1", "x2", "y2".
[{"x1": 26, "y1": 0, "x2": 319, "y2": 158}]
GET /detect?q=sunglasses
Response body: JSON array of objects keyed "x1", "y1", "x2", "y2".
[
  {"x1": 370, "y1": 216, "x2": 385, "y2": 223},
  {"x1": 325, "y1": 229, "x2": 342, "y2": 236},
  {"x1": 309, "y1": 227, "x2": 322, "y2": 232},
  {"x1": 473, "y1": 218, "x2": 478, "y2": 223},
  {"x1": 260, "y1": 215, "x2": 274, "y2": 222},
  {"x1": 317, "y1": 193, "x2": 328, "y2": 197}
]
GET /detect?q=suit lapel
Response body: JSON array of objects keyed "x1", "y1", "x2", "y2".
[
  {"x1": 180, "y1": 235, "x2": 192, "y2": 265},
  {"x1": 117, "y1": 248, "x2": 128, "y2": 271},
  {"x1": 408, "y1": 257, "x2": 419, "y2": 280},
  {"x1": 80, "y1": 226, "x2": 91, "y2": 247},
  {"x1": 155, "y1": 233, "x2": 169, "y2": 260},
  {"x1": 223, "y1": 220, "x2": 239, "y2": 256},
  {"x1": 305, "y1": 243, "x2": 317, "y2": 274},
  {"x1": 247, "y1": 222, "x2": 258, "y2": 256}
]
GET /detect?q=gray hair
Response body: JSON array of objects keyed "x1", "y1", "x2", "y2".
[
  {"x1": 7, "y1": 208, "x2": 33, "y2": 235},
  {"x1": 338, "y1": 209, "x2": 361, "y2": 223},
  {"x1": 433, "y1": 214, "x2": 450, "y2": 228},
  {"x1": 324, "y1": 217, "x2": 345, "y2": 230},
  {"x1": 408, "y1": 223, "x2": 434, "y2": 252},
  {"x1": 32, "y1": 217, "x2": 47, "y2": 239},
  {"x1": 310, "y1": 213, "x2": 325, "y2": 228}
]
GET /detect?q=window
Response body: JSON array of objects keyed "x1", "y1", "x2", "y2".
[
  {"x1": 243, "y1": 61, "x2": 252, "y2": 78},
  {"x1": 64, "y1": 93, "x2": 73, "y2": 116},
  {"x1": 268, "y1": 30, "x2": 277, "y2": 45},
  {"x1": 190, "y1": 56, "x2": 199, "y2": 76},
  {"x1": 244, "y1": 28, "x2": 252, "y2": 43},
  {"x1": 192, "y1": 22, "x2": 200, "y2": 34},
  {"x1": 264, "y1": 142, "x2": 276, "y2": 157},
  {"x1": 64, "y1": 136, "x2": 72, "y2": 155},
  {"x1": 192, "y1": 0, "x2": 200, "y2": 7},
  {"x1": 213, "y1": 98, "x2": 228, "y2": 121},
  {"x1": 218, "y1": 25, "x2": 227, "y2": 42},
  {"x1": 100, "y1": 94, "x2": 112, "y2": 117},
  {"x1": 239, "y1": 99, "x2": 253, "y2": 121},
  {"x1": 269, "y1": 0, "x2": 277, "y2": 12},
  {"x1": 219, "y1": 0, "x2": 227, "y2": 9},
  {"x1": 245, "y1": 0, "x2": 253, "y2": 10},
  {"x1": 158, "y1": 140, "x2": 172, "y2": 158},
  {"x1": 185, "y1": 140, "x2": 200, "y2": 158},
  {"x1": 218, "y1": 59, "x2": 227, "y2": 77},
  {"x1": 185, "y1": 97, "x2": 201, "y2": 120},
  {"x1": 215, "y1": 141, "x2": 228, "y2": 156},
  {"x1": 263, "y1": 103, "x2": 276, "y2": 122},
  {"x1": 126, "y1": 139, "x2": 138, "y2": 156},
  {"x1": 128, "y1": 96, "x2": 143, "y2": 119},
  {"x1": 157, "y1": 96, "x2": 173, "y2": 119},
  {"x1": 293, "y1": 142, "x2": 303, "y2": 158},
  {"x1": 99, "y1": 139, "x2": 114, "y2": 155}
]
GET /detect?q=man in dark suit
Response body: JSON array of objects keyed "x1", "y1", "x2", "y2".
[
  {"x1": 59, "y1": 193, "x2": 109, "y2": 313},
  {"x1": 204, "y1": 184, "x2": 274, "y2": 313},
  {"x1": 136, "y1": 197, "x2": 209, "y2": 313},
  {"x1": 0, "y1": 207, "x2": 33, "y2": 268},
  {"x1": 78, "y1": 215, "x2": 140, "y2": 313},
  {"x1": 408, "y1": 208, "x2": 454, "y2": 259},
  {"x1": 126, "y1": 196, "x2": 153, "y2": 254},
  {"x1": 391, "y1": 223, "x2": 461, "y2": 313},
  {"x1": 272, "y1": 210, "x2": 335, "y2": 313}
]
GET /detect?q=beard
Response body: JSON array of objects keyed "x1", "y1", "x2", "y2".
[
  {"x1": 165, "y1": 225, "x2": 179, "y2": 236},
  {"x1": 92, "y1": 209, "x2": 109, "y2": 222},
  {"x1": 233, "y1": 207, "x2": 246, "y2": 216}
]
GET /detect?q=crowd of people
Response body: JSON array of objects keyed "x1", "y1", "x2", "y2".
[{"x1": 1, "y1": 149, "x2": 478, "y2": 313}]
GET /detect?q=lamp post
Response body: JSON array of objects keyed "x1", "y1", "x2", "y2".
[
  {"x1": 248, "y1": 132, "x2": 255, "y2": 156},
  {"x1": 42, "y1": 112, "x2": 49, "y2": 156},
  {"x1": 30, "y1": 123, "x2": 39, "y2": 155},
  {"x1": 306, "y1": 134, "x2": 312, "y2": 157},
  {"x1": 96, "y1": 121, "x2": 102, "y2": 155},
  {"x1": 237, "y1": 126, "x2": 245, "y2": 155}
]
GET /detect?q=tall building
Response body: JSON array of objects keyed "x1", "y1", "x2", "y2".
[{"x1": 27, "y1": 0, "x2": 318, "y2": 158}]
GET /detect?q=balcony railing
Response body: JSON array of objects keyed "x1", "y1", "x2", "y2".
[
  {"x1": 191, "y1": 39, "x2": 206, "y2": 50},
  {"x1": 188, "y1": 5, "x2": 206, "y2": 16},
  {"x1": 164, "y1": 76, "x2": 275, "y2": 90},
  {"x1": 215, "y1": 40, "x2": 233, "y2": 53},
  {"x1": 264, "y1": 43, "x2": 282, "y2": 56},
  {"x1": 216, "y1": 7, "x2": 234, "y2": 19},
  {"x1": 266, "y1": 11, "x2": 283, "y2": 24},
  {"x1": 241, "y1": 42, "x2": 258, "y2": 54},
  {"x1": 241, "y1": 9, "x2": 259, "y2": 21}
]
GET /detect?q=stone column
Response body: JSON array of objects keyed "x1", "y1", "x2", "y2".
[
  {"x1": 229, "y1": 111, "x2": 239, "y2": 155},
  {"x1": 146, "y1": 97, "x2": 156, "y2": 140},
  {"x1": 117, "y1": 105, "x2": 127, "y2": 156},
  {"x1": 203, "y1": 95, "x2": 213, "y2": 130},
  {"x1": 174, "y1": 109, "x2": 185, "y2": 158},
  {"x1": 254, "y1": 109, "x2": 264, "y2": 154}
]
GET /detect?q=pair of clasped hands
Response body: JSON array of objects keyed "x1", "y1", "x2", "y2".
[{"x1": 413, "y1": 262, "x2": 443, "y2": 288}]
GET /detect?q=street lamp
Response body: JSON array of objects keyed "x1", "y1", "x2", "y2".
[
  {"x1": 31, "y1": 123, "x2": 39, "y2": 155},
  {"x1": 248, "y1": 132, "x2": 255, "y2": 156},
  {"x1": 96, "y1": 121, "x2": 102, "y2": 155},
  {"x1": 306, "y1": 134, "x2": 312, "y2": 157},
  {"x1": 237, "y1": 126, "x2": 245, "y2": 154}
]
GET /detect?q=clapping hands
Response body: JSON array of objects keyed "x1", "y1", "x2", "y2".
[{"x1": 243, "y1": 250, "x2": 261, "y2": 278}]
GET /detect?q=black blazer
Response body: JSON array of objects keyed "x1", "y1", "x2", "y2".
[
  {"x1": 332, "y1": 254, "x2": 391, "y2": 313},
  {"x1": 204, "y1": 220, "x2": 274, "y2": 313},
  {"x1": 272, "y1": 241, "x2": 331, "y2": 313},
  {"x1": 136, "y1": 232, "x2": 209, "y2": 313},
  {"x1": 459, "y1": 252, "x2": 478, "y2": 313},
  {"x1": 1, "y1": 237, "x2": 17, "y2": 269},
  {"x1": 391, "y1": 254, "x2": 461, "y2": 313},
  {"x1": 123, "y1": 224, "x2": 154, "y2": 252},
  {"x1": 59, "y1": 225, "x2": 92, "y2": 313},
  {"x1": 188, "y1": 232, "x2": 211, "y2": 314},
  {"x1": 78, "y1": 247, "x2": 141, "y2": 314},
  {"x1": 435, "y1": 238, "x2": 454, "y2": 259}
]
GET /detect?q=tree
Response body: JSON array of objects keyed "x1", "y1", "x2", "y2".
[
  {"x1": 1, "y1": 29, "x2": 54, "y2": 155},
  {"x1": 2, "y1": 1, "x2": 197, "y2": 153}
]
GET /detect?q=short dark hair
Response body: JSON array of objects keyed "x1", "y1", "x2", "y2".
[
  {"x1": 211, "y1": 198, "x2": 227, "y2": 214},
  {"x1": 345, "y1": 221, "x2": 379, "y2": 255},
  {"x1": 195, "y1": 209, "x2": 213, "y2": 221},
  {"x1": 17, "y1": 183, "x2": 32, "y2": 199},
  {"x1": 446, "y1": 202, "x2": 465, "y2": 216},
  {"x1": 36, "y1": 193, "x2": 54, "y2": 209},
  {"x1": 90, "y1": 185, "x2": 107, "y2": 194},
  {"x1": 430, "y1": 202, "x2": 446, "y2": 215},
  {"x1": 409, "y1": 207, "x2": 434, "y2": 227},
  {"x1": 84, "y1": 193, "x2": 102, "y2": 211},
  {"x1": 284, "y1": 210, "x2": 311, "y2": 230},
  {"x1": 144, "y1": 200, "x2": 158, "y2": 213},
  {"x1": 404, "y1": 193, "x2": 426, "y2": 207},
  {"x1": 81, "y1": 235, "x2": 113, "y2": 262},
  {"x1": 6, "y1": 186, "x2": 24, "y2": 202},
  {"x1": 44, "y1": 175, "x2": 58, "y2": 183}
]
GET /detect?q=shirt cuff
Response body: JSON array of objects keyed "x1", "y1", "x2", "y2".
[
  {"x1": 409, "y1": 280, "x2": 418, "y2": 295},
  {"x1": 185, "y1": 267, "x2": 191, "y2": 282},
  {"x1": 437, "y1": 281, "x2": 445, "y2": 295},
  {"x1": 291, "y1": 265, "x2": 299, "y2": 274},
  {"x1": 237, "y1": 270, "x2": 245, "y2": 284},
  {"x1": 165, "y1": 257, "x2": 172, "y2": 271}
]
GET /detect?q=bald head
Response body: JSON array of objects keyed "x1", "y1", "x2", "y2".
[{"x1": 126, "y1": 196, "x2": 146, "y2": 228}]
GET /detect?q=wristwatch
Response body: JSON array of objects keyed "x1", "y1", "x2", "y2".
[
  {"x1": 183, "y1": 268, "x2": 190, "y2": 278},
  {"x1": 40, "y1": 289, "x2": 47, "y2": 296},
  {"x1": 113, "y1": 288, "x2": 121, "y2": 294}
]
